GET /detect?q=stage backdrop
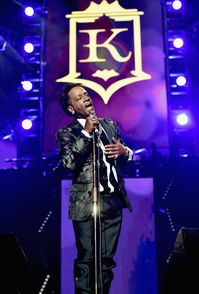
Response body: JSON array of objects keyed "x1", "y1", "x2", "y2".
[
  {"x1": 61, "y1": 178, "x2": 157, "y2": 294},
  {"x1": 44, "y1": 0, "x2": 168, "y2": 154}
]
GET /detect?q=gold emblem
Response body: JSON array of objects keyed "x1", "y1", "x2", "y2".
[{"x1": 56, "y1": 0, "x2": 151, "y2": 104}]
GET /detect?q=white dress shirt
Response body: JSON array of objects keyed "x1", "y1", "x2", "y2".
[{"x1": 77, "y1": 118, "x2": 133, "y2": 192}]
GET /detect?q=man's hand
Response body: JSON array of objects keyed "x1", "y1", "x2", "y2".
[
  {"x1": 84, "y1": 114, "x2": 99, "y2": 134},
  {"x1": 104, "y1": 137, "x2": 127, "y2": 159}
]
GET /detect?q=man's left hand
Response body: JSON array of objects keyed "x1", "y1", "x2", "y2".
[{"x1": 104, "y1": 137, "x2": 127, "y2": 159}]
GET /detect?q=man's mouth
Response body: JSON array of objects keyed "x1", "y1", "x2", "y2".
[{"x1": 85, "y1": 102, "x2": 93, "y2": 109}]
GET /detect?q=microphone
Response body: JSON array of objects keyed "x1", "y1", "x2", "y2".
[{"x1": 89, "y1": 109, "x2": 99, "y2": 133}]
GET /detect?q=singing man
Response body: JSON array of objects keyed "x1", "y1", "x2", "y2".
[{"x1": 56, "y1": 83, "x2": 133, "y2": 294}]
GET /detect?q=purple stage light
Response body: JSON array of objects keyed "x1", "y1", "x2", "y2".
[
  {"x1": 21, "y1": 81, "x2": 33, "y2": 91},
  {"x1": 173, "y1": 38, "x2": 184, "y2": 48},
  {"x1": 172, "y1": 0, "x2": 182, "y2": 10},
  {"x1": 25, "y1": 7, "x2": 34, "y2": 16},
  {"x1": 22, "y1": 119, "x2": 32, "y2": 130},
  {"x1": 176, "y1": 76, "x2": 186, "y2": 86},
  {"x1": 176, "y1": 113, "x2": 189, "y2": 126},
  {"x1": 24, "y1": 43, "x2": 34, "y2": 53}
]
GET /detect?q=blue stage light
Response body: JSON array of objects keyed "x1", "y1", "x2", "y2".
[
  {"x1": 176, "y1": 113, "x2": 189, "y2": 126},
  {"x1": 21, "y1": 81, "x2": 33, "y2": 91},
  {"x1": 173, "y1": 38, "x2": 184, "y2": 48},
  {"x1": 24, "y1": 43, "x2": 34, "y2": 53},
  {"x1": 25, "y1": 7, "x2": 34, "y2": 17},
  {"x1": 22, "y1": 119, "x2": 33, "y2": 130},
  {"x1": 172, "y1": 0, "x2": 182, "y2": 10},
  {"x1": 176, "y1": 76, "x2": 186, "y2": 86}
]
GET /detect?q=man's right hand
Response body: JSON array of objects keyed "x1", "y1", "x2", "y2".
[{"x1": 84, "y1": 114, "x2": 99, "y2": 134}]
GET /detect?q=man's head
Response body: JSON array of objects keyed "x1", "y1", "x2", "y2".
[{"x1": 60, "y1": 82, "x2": 95, "y2": 118}]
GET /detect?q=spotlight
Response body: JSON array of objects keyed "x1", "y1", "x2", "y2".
[
  {"x1": 24, "y1": 43, "x2": 34, "y2": 53},
  {"x1": 176, "y1": 76, "x2": 186, "y2": 86},
  {"x1": 25, "y1": 7, "x2": 34, "y2": 17},
  {"x1": 173, "y1": 38, "x2": 184, "y2": 48},
  {"x1": 176, "y1": 113, "x2": 189, "y2": 126},
  {"x1": 172, "y1": 0, "x2": 182, "y2": 10},
  {"x1": 21, "y1": 81, "x2": 33, "y2": 91},
  {"x1": 22, "y1": 119, "x2": 33, "y2": 130}
]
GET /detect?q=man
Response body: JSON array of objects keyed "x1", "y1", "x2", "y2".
[{"x1": 56, "y1": 83, "x2": 133, "y2": 294}]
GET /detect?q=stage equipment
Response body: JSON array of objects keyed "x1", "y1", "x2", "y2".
[
  {"x1": 162, "y1": 227, "x2": 199, "y2": 293},
  {"x1": 92, "y1": 124, "x2": 103, "y2": 294},
  {"x1": 0, "y1": 234, "x2": 34, "y2": 293}
]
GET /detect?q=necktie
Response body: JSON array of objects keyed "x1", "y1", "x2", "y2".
[{"x1": 98, "y1": 124, "x2": 119, "y2": 194}]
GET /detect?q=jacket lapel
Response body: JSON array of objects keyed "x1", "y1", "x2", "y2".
[
  {"x1": 70, "y1": 119, "x2": 84, "y2": 137},
  {"x1": 71, "y1": 118, "x2": 115, "y2": 143},
  {"x1": 99, "y1": 119, "x2": 115, "y2": 144}
]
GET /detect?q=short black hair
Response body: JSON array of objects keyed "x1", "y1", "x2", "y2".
[{"x1": 60, "y1": 82, "x2": 84, "y2": 116}]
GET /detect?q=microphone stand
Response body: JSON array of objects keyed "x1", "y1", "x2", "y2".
[{"x1": 92, "y1": 127, "x2": 103, "y2": 294}]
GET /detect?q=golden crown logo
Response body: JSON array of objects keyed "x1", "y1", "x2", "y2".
[{"x1": 56, "y1": 0, "x2": 151, "y2": 104}]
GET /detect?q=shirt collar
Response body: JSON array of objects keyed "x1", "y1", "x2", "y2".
[{"x1": 77, "y1": 118, "x2": 86, "y2": 127}]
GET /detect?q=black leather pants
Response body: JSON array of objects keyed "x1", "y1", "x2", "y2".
[{"x1": 73, "y1": 213, "x2": 122, "y2": 294}]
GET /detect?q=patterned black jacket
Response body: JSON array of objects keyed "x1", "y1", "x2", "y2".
[{"x1": 56, "y1": 118, "x2": 132, "y2": 221}]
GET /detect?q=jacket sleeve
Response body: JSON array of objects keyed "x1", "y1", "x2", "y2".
[{"x1": 56, "y1": 127, "x2": 92, "y2": 171}]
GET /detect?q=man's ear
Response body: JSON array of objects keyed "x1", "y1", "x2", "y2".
[{"x1": 68, "y1": 105, "x2": 75, "y2": 115}]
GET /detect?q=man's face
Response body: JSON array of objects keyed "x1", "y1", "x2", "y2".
[{"x1": 67, "y1": 86, "x2": 95, "y2": 118}]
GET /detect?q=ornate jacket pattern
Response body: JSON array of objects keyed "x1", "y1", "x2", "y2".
[{"x1": 56, "y1": 118, "x2": 132, "y2": 221}]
